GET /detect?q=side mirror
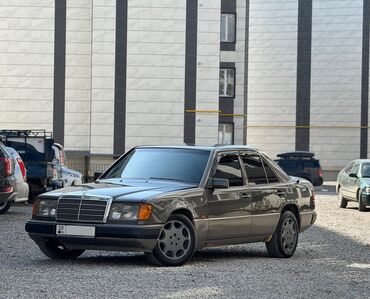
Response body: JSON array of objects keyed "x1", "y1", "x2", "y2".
[
  {"x1": 349, "y1": 173, "x2": 358, "y2": 178},
  {"x1": 207, "y1": 178, "x2": 229, "y2": 189}
]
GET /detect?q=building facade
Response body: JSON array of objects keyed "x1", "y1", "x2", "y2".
[{"x1": 0, "y1": 0, "x2": 369, "y2": 178}]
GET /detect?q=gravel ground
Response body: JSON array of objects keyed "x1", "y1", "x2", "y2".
[{"x1": 1, "y1": 184, "x2": 370, "y2": 299}]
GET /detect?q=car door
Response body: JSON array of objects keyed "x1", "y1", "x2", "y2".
[
  {"x1": 339, "y1": 161, "x2": 355, "y2": 198},
  {"x1": 347, "y1": 162, "x2": 360, "y2": 200},
  {"x1": 206, "y1": 152, "x2": 252, "y2": 241},
  {"x1": 240, "y1": 151, "x2": 283, "y2": 237}
]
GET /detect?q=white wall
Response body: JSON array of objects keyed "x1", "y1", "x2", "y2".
[
  {"x1": 247, "y1": 0, "x2": 298, "y2": 157},
  {"x1": 90, "y1": 0, "x2": 116, "y2": 154},
  {"x1": 233, "y1": 0, "x2": 247, "y2": 145},
  {"x1": 310, "y1": 0, "x2": 363, "y2": 170},
  {"x1": 125, "y1": 0, "x2": 186, "y2": 151},
  {"x1": 0, "y1": 0, "x2": 54, "y2": 130},
  {"x1": 65, "y1": 0, "x2": 92, "y2": 151},
  {"x1": 195, "y1": 0, "x2": 220, "y2": 146}
]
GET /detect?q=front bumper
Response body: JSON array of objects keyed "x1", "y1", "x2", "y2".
[
  {"x1": 361, "y1": 193, "x2": 370, "y2": 206},
  {"x1": 25, "y1": 220, "x2": 162, "y2": 252}
]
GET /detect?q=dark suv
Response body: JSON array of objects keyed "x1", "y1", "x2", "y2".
[
  {"x1": 0, "y1": 140, "x2": 16, "y2": 214},
  {"x1": 275, "y1": 151, "x2": 323, "y2": 186}
]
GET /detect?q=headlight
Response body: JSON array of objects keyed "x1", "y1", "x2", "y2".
[
  {"x1": 32, "y1": 199, "x2": 57, "y2": 219},
  {"x1": 365, "y1": 187, "x2": 370, "y2": 193},
  {"x1": 108, "y1": 203, "x2": 153, "y2": 221}
]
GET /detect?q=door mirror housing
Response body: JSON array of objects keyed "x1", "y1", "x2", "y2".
[
  {"x1": 207, "y1": 178, "x2": 229, "y2": 189},
  {"x1": 349, "y1": 173, "x2": 358, "y2": 178}
]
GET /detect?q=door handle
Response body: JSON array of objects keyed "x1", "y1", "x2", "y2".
[
  {"x1": 240, "y1": 192, "x2": 251, "y2": 200},
  {"x1": 277, "y1": 190, "x2": 286, "y2": 197}
]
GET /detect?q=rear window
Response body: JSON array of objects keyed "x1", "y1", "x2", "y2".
[
  {"x1": 278, "y1": 159, "x2": 300, "y2": 170},
  {"x1": 303, "y1": 160, "x2": 320, "y2": 168}
]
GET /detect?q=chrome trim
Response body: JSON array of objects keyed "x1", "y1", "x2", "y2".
[
  {"x1": 194, "y1": 215, "x2": 252, "y2": 222},
  {"x1": 299, "y1": 211, "x2": 315, "y2": 216},
  {"x1": 252, "y1": 213, "x2": 280, "y2": 217},
  {"x1": 56, "y1": 195, "x2": 113, "y2": 224}
]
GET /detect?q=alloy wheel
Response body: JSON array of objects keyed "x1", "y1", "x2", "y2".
[
  {"x1": 280, "y1": 217, "x2": 298, "y2": 254},
  {"x1": 157, "y1": 220, "x2": 191, "y2": 260}
]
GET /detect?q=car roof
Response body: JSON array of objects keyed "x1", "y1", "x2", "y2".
[
  {"x1": 135, "y1": 145, "x2": 259, "y2": 153},
  {"x1": 352, "y1": 159, "x2": 370, "y2": 163},
  {"x1": 277, "y1": 151, "x2": 315, "y2": 158}
]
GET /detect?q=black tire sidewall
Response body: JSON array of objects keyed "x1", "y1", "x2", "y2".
[
  {"x1": 0, "y1": 201, "x2": 11, "y2": 214},
  {"x1": 338, "y1": 188, "x2": 347, "y2": 208},
  {"x1": 38, "y1": 239, "x2": 84, "y2": 259},
  {"x1": 152, "y1": 214, "x2": 197, "y2": 266},
  {"x1": 358, "y1": 191, "x2": 366, "y2": 211}
]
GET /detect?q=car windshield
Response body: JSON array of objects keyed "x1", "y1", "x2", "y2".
[
  {"x1": 101, "y1": 148, "x2": 211, "y2": 185},
  {"x1": 361, "y1": 163, "x2": 370, "y2": 177}
]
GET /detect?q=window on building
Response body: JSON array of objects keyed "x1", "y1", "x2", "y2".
[
  {"x1": 221, "y1": 13, "x2": 236, "y2": 43},
  {"x1": 218, "y1": 123, "x2": 234, "y2": 145},
  {"x1": 219, "y1": 68, "x2": 235, "y2": 97}
]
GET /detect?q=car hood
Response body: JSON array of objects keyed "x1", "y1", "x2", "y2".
[{"x1": 40, "y1": 179, "x2": 197, "y2": 202}]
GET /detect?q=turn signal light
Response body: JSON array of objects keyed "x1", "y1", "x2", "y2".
[{"x1": 138, "y1": 203, "x2": 153, "y2": 221}]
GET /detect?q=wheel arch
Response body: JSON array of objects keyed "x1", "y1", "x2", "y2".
[
  {"x1": 281, "y1": 204, "x2": 300, "y2": 229},
  {"x1": 170, "y1": 208, "x2": 194, "y2": 221}
]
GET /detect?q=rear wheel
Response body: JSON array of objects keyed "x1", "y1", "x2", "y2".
[
  {"x1": 38, "y1": 239, "x2": 85, "y2": 259},
  {"x1": 0, "y1": 201, "x2": 11, "y2": 214},
  {"x1": 266, "y1": 211, "x2": 299, "y2": 258},
  {"x1": 146, "y1": 214, "x2": 196, "y2": 266},
  {"x1": 338, "y1": 188, "x2": 348, "y2": 208},
  {"x1": 358, "y1": 191, "x2": 366, "y2": 212}
]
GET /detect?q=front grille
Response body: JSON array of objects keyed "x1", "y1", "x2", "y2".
[{"x1": 56, "y1": 197, "x2": 110, "y2": 223}]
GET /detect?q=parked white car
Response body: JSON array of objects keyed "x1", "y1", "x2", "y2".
[
  {"x1": 52, "y1": 143, "x2": 82, "y2": 187},
  {"x1": 61, "y1": 166, "x2": 82, "y2": 187},
  {"x1": 6, "y1": 147, "x2": 29, "y2": 203}
]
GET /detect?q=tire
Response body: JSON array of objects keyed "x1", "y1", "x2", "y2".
[
  {"x1": 266, "y1": 211, "x2": 299, "y2": 258},
  {"x1": 358, "y1": 190, "x2": 366, "y2": 212},
  {"x1": 38, "y1": 239, "x2": 85, "y2": 259},
  {"x1": 338, "y1": 188, "x2": 348, "y2": 209},
  {"x1": 146, "y1": 214, "x2": 196, "y2": 266},
  {"x1": 0, "y1": 201, "x2": 11, "y2": 214}
]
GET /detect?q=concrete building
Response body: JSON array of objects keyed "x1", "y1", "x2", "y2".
[{"x1": 0, "y1": 0, "x2": 369, "y2": 179}]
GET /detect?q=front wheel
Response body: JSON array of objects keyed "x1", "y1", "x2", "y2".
[
  {"x1": 338, "y1": 188, "x2": 348, "y2": 208},
  {"x1": 0, "y1": 201, "x2": 11, "y2": 214},
  {"x1": 38, "y1": 239, "x2": 85, "y2": 259},
  {"x1": 146, "y1": 214, "x2": 196, "y2": 266},
  {"x1": 358, "y1": 191, "x2": 366, "y2": 211},
  {"x1": 266, "y1": 211, "x2": 299, "y2": 258}
]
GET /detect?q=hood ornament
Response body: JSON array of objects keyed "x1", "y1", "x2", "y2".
[{"x1": 82, "y1": 186, "x2": 87, "y2": 198}]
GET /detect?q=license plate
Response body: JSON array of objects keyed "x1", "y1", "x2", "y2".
[{"x1": 56, "y1": 225, "x2": 95, "y2": 237}]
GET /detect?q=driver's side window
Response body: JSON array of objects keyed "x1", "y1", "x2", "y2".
[
  {"x1": 344, "y1": 161, "x2": 355, "y2": 174},
  {"x1": 213, "y1": 154, "x2": 243, "y2": 187},
  {"x1": 351, "y1": 163, "x2": 360, "y2": 175}
]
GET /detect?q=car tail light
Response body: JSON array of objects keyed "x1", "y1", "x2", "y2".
[
  {"x1": 0, "y1": 157, "x2": 12, "y2": 177},
  {"x1": 3, "y1": 186, "x2": 13, "y2": 193},
  {"x1": 17, "y1": 158, "x2": 26, "y2": 181},
  {"x1": 318, "y1": 168, "x2": 323, "y2": 177}
]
